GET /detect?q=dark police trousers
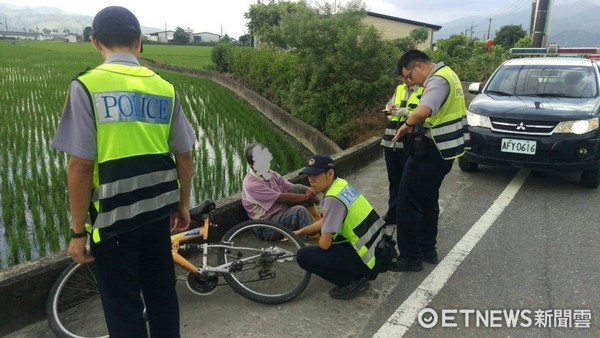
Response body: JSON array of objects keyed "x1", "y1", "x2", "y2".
[
  {"x1": 395, "y1": 137, "x2": 454, "y2": 259},
  {"x1": 91, "y1": 217, "x2": 180, "y2": 338},
  {"x1": 384, "y1": 146, "x2": 408, "y2": 221},
  {"x1": 297, "y1": 242, "x2": 371, "y2": 287}
]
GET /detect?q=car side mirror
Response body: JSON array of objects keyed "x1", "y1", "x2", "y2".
[{"x1": 468, "y1": 82, "x2": 482, "y2": 94}]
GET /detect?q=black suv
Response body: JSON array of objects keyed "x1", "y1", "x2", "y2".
[{"x1": 461, "y1": 57, "x2": 600, "y2": 187}]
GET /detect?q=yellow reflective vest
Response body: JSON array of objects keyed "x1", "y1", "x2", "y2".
[
  {"x1": 381, "y1": 84, "x2": 423, "y2": 149},
  {"x1": 326, "y1": 178, "x2": 385, "y2": 269},
  {"x1": 77, "y1": 63, "x2": 179, "y2": 243},
  {"x1": 423, "y1": 66, "x2": 469, "y2": 160}
]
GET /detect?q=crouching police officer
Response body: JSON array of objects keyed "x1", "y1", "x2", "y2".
[{"x1": 294, "y1": 155, "x2": 386, "y2": 300}]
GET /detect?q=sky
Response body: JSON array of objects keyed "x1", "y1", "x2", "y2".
[{"x1": 0, "y1": 0, "x2": 593, "y2": 38}]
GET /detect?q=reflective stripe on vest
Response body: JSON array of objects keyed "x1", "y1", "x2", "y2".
[
  {"x1": 77, "y1": 63, "x2": 178, "y2": 243},
  {"x1": 423, "y1": 66, "x2": 468, "y2": 160},
  {"x1": 326, "y1": 178, "x2": 385, "y2": 269},
  {"x1": 382, "y1": 84, "x2": 423, "y2": 149}
]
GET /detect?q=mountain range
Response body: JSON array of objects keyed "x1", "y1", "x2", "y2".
[
  {"x1": 435, "y1": 0, "x2": 600, "y2": 46},
  {"x1": 1, "y1": 1, "x2": 599, "y2": 47},
  {"x1": 0, "y1": 4, "x2": 160, "y2": 34}
]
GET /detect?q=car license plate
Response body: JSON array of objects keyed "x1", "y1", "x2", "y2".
[{"x1": 501, "y1": 138, "x2": 536, "y2": 155}]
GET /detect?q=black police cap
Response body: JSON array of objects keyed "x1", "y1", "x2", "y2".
[{"x1": 92, "y1": 6, "x2": 141, "y2": 36}]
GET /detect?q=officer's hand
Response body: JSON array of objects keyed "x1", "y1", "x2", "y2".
[
  {"x1": 68, "y1": 238, "x2": 95, "y2": 264},
  {"x1": 170, "y1": 208, "x2": 191, "y2": 233},
  {"x1": 394, "y1": 108, "x2": 410, "y2": 117},
  {"x1": 392, "y1": 123, "x2": 413, "y2": 142}
]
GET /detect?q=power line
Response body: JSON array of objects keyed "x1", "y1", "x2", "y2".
[{"x1": 493, "y1": 0, "x2": 530, "y2": 18}]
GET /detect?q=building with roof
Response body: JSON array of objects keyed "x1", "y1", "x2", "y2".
[
  {"x1": 147, "y1": 30, "x2": 175, "y2": 43},
  {"x1": 0, "y1": 31, "x2": 51, "y2": 40},
  {"x1": 193, "y1": 32, "x2": 221, "y2": 43},
  {"x1": 364, "y1": 12, "x2": 442, "y2": 50}
]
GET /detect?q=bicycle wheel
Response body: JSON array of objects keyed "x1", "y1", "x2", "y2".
[
  {"x1": 46, "y1": 262, "x2": 108, "y2": 338},
  {"x1": 218, "y1": 220, "x2": 311, "y2": 304}
]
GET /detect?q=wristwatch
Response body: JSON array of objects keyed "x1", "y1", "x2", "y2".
[{"x1": 70, "y1": 228, "x2": 87, "y2": 239}]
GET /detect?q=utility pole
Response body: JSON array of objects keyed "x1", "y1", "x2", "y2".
[
  {"x1": 532, "y1": 0, "x2": 552, "y2": 47},
  {"x1": 486, "y1": 15, "x2": 492, "y2": 40},
  {"x1": 469, "y1": 24, "x2": 474, "y2": 39},
  {"x1": 4, "y1": 17, "x2": 8, "y2": 31},
  {"x1": 529, "y1": 0, "x2": 536, "y2": 35}
]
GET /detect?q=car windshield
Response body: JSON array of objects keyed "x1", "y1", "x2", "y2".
[{"x1": 485, "y1": 64, "x2": 598, "y2": 98}]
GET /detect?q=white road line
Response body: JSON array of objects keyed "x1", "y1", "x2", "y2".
[{"x1": 374, "y1": 168, "x2": 531, "y2": 337}]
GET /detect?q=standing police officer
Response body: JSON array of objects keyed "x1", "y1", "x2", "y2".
[
  {"x1": 381, "y1": 75, "x2": 423, "y2": 225},
  {"x1": 52, "y1": 6, "x2": 196, "y2": 337},
  {"x1": 390, "y1": 50, "x2": 468, "y2": 272}
]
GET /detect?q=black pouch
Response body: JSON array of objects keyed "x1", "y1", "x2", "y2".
[
  {"x1": 403, "y1": 132, "x2": 415, "y2": 155},
  {"x1": 413, "y1": 125, "x2": 427, "y2": 157},
  {"x1": 403, "y1": 124, "x2": 427, "y2": 157}
]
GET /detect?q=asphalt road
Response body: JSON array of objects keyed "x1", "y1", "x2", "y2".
[{"x1": 9, "y1": 157, "x2": 599, "y2": 337}]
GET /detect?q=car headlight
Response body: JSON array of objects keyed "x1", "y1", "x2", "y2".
[
  {"x1": 554, "y1": 118, "x2": 599, "y2": 135},
  {"x1": 467, "y1": 110, "x2": 492, "y2": 128}
]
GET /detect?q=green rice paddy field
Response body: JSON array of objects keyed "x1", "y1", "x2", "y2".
[{"x1": 0, "y1": 40, "x2": 304, "y2": 269}]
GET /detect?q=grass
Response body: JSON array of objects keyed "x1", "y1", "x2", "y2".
[{"x1": 0, "y1": 40, "x2": 303, "y2": 269}]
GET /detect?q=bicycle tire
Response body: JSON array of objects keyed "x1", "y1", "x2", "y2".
[
  {"x1": 218, "y1": 220, "x2": 311, "y2": 304},
  {"x1": 46, "y1": 262, "x2": 108, "y2": 338}
]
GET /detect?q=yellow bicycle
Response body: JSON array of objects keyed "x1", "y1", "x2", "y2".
[{"x1": 46, "y1": 200, "x2": 310, "y2": 338}]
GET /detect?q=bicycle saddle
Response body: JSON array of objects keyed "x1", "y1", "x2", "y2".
[{"x1": 189, "y1": 199, "x2": 216, "y2": 217}]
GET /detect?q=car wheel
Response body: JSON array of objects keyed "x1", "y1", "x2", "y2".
[
  {"x1": 580, "y1": 168, "x2": 600, "y2": 188},
  {"x1": 458, "y1": 156, "x2": 478, "y2": 172}
]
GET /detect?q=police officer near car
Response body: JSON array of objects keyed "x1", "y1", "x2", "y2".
[
  {"x1": 52, "y1": 6, "x2": 196, "y2": 337},
  {"x1": 389, "y1": 49, "x2": 469, "y2": 272},
  {"x1": 381, "y1": 75, "x2": 423, "y2": 226}
]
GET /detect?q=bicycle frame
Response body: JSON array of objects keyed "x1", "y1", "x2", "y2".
[
  {"x1": 171, "y1": 215, "x2": 292, "y2": 277},
  {"x1": 170, "y1": 215, "x2": 211, "y2": 273}
]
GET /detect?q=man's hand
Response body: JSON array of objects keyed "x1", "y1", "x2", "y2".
[
  {"x1": 170, "y1": 207, "x2": 191, "y2": 233},
  {"x1": 305, "y1": 187, "x2": 320, "y2": 205},
  {"x1": 68, "y1": 238, "x2": 94, "y2": 264},
  {"x1": 392, "y1": 123, "x2": 413, "y2": 143}
]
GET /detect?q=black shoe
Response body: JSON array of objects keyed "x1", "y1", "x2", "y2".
[
  {"x1": 382, "y1": 214, "x2": 396, "y2": 226},
  {"x1": 328, "y1": 277, "x2": 370, "y2": 300},
  {"x1": 422, "y1": 250, "x2": 439, "y2": 264},
  {"x1": 388, "y1": 258, "x2": 423, "y2": 272}
]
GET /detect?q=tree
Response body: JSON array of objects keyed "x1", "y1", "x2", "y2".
[
  {"x1": 391, "y1": 27, "x2": 429, "y2": 52},
  {"x1": 244, "y1": 1, "x2": 309, "y2": 49},
  {"x1": 172, "y1": 27, "x2": 190, "y2": 45},
  {"x1": 409, "y1": 27, "x2": 429, "y2": 44},
  {"x1": 494, "y1": 24, "x2": 527, "y2": 50},
  {"x1": 241, "y1": 1, "x2": 396, "y2": 146},
  {"x1": 514, "y1": 35, "x2": 532, "y2": 48},
  {"x1": 238, "y1": 34, "x2": 251, "y2": 46},
  {"x1": 43, "y1": 28, "x2": 51, "y2": 34},
  {"x1": 83, "y1": 26, "x2": 93, "y2": 42}
]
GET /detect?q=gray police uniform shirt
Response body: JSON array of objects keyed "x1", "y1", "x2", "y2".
[
  {"x1": 321, "y1": 195, "x2": 347, "y2": 235},
  {"x1": 52, "y1": 53, "x2": 196, "y2": 160},
  {"x1": 418, "y1": 62, "x2": 451, "y2": 138}
]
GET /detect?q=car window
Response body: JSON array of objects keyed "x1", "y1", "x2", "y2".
[{"x1": 486, "y1": 64, "x2": 598, "y2": 98}]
